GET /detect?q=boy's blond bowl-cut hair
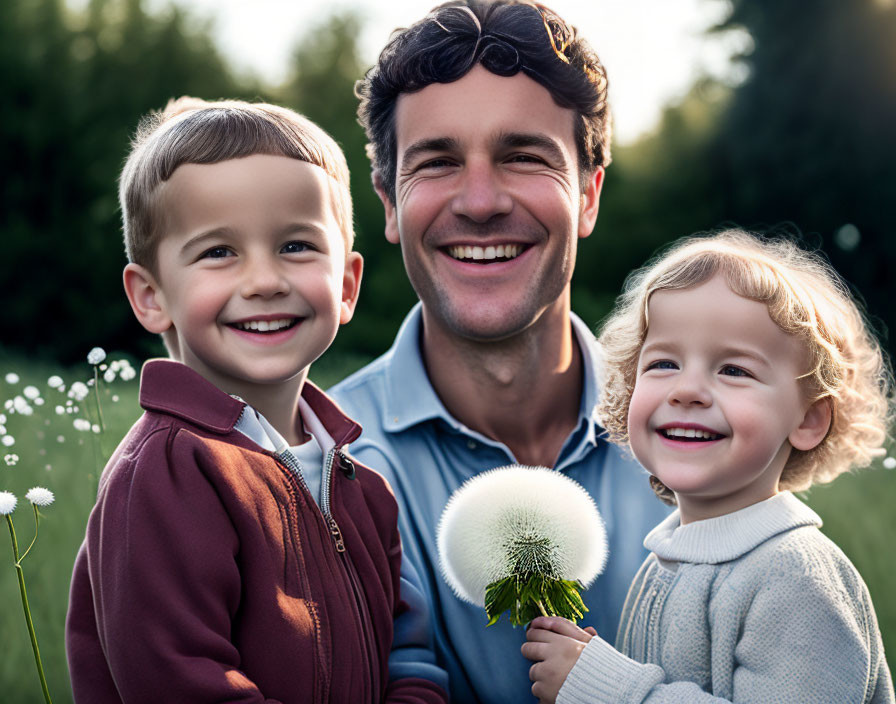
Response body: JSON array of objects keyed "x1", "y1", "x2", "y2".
[
  {"x1": 597, "y1": 229, "x2": 893, "y2": 504},
  {"x1": 119, "y1": 96, "x2": 354, "y2": 273}
]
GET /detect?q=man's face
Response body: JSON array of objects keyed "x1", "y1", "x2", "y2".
[{"x1": 381, "y1": 65, "x2": 602, "y2": 342}]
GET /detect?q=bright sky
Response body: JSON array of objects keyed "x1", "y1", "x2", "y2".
[{"x1": 105, "y1": 0, "x2": 752, "y2": 144}]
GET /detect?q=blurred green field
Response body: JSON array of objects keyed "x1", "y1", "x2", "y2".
[{"x1": 1, "y1": 354, "x2": 893, "y2": 702}]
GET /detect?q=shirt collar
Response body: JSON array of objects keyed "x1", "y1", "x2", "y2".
[
  {"x1": 644, "y1": 491, "x2": 822, "y2": 564},
  {"x1": 380, "y1": 302, "x2": 604, "y2": 441},
  {"x1": 139, "y1": 359, "x2": 360, "y2": 447}
]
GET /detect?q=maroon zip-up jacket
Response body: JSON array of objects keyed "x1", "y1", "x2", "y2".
[{"x1": 66, "y1": 360, "x2": 448, "y2": 704}]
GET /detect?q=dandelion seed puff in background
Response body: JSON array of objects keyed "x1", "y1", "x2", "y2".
[
  {"x1": 47, "y1": 375, "x2": 63, "y2": 389},
  {"x1": 72, "y1": 419, "x2": 91, "y2": 432},
  {"x1": 87, "y1": 347, "x2": 106, "y2": 365},
  {"x1": 25, "y1": 487, "x2": 54, "y2": 507},
  {"x1": 437, "y1": 465, "x2": 608, "y2": 607},
  {"x1": 5, "y1": 372, "x2": 20, "y2": 385},
  {"x1": 0, "y1": 490, "x2": 16, "y2": 514},
  {"x1": 884, "y1": 457, "x2": 896, "y2": 470},
  {"x1": 2, "y1": 435, "x2": 15, "y2": 447},
  {"x1": 69, "y1": 382, "x2": 89, "y2": 401},
  {"x1": 4, "y1": 454, "x2": 18, "y2": 466}
]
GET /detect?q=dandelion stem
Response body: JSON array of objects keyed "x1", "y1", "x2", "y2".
[
  {"x1": 92, "y1": 366, "x2": 106, "y2": 433},
  {"x1": 17, "y1": 505, "x2": 41, "y2": 565},
  {"x1": 6, "y1": 515, "x2": 54, "y2": 704}
]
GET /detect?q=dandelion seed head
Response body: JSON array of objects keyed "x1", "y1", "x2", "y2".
[
  {"x1": 26, "y1": 487, "x2": 54, "y2": 507},
  {"x1": 92, "y1": 424, "x2": 101, "y2": 434},
  {"x1": 883, "y1": 457, "x2": 896, "y2": 470},
  {"x1": 23, "y1": 385, "x2": 40, "y2": 400},
  {"x1": 4, "y1": 454, "x2": 18, "y2": 466},
  {"x1": 87, "y1": 347, "x2": 107, "y2": 365},
  {"x1": 0, "y1": 414, "x2": 5, "y2": 424},
  {"x1": 13, "y1": 396, "x2": 33, "y2": 415},
  {"x1": 5, "y1": 372, "x2": 20, "y2": 385},
  {"x1": 99, "y1": 363, "x2": 108, "y2": 371},
  {"x1": 34, "y1": 397, "x2": 44, "y2": 406},
  {"x1": 2, "y1": 435, "x2": 14, "y2": 447},
  {"x1": 47, "y1": 375, "x2": 64, "y2": 389},
  {"x1": 437, "y1": 465, "x2": 608, "y2": 606},
  {"x1": 45, "y1": 464, "x2": 52, "y2": 472},
  {"x1": 0, "y1": 491, "x2": 16, "y2": 514},
  {"x1": 112, "y1": 394, "x2": 120, "y2": 402},
  {"x1": 55, "y1": 406, "x2": 65, "y2": 415},
  {"x1": 56, "y1": 435, "x2": 65, "y2": 443},
  {"x1": 103, "y1": 369, "x2": 116, "y2": 383},
  {"x1": 0, "y1": 424, "x2": 5, "y2": 435},
  {"x1": 119, "y1": 365, "x2": 136, "y2": 381},
  {"x1": 73, "y1": 418, "x2": 91, "y2": 432},
  {"x1": 87, "y1": 378, "x2": 95, "y2": 387},
  {"x1": 69, "y1": 382, "x2": 89, "y2": 401},
  {"x1": 4, "y1": 400, "x2": 12, "y2": 410}
]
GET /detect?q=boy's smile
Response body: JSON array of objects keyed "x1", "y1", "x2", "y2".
[
  {"x1": 128, "y1": 154, "x2": 361, "y2": 412},
  {"x1": 627, "y1": 275, "x2": 828, "y2": 523}
]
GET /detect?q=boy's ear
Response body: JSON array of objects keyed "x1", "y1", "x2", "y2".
[
  {"x1": 577, "y1": 166, "x2": 604, "y2": 240},
  {"x1": 372, "y1": 169, "x2": 400, "y2": 245},
  {"x1": 123, "y1": 263, "x2": 172, "y2": 334},
  {"x1": 339, "y1": 252, "x2": 364, "y2": 325},
  {"x1": 789, "y1": 396, "x2": 833, "y2": 451}
]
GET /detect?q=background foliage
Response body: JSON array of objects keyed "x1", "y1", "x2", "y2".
[{"x1": 1, "y1": 0, "x2": 895, "y2": 699}]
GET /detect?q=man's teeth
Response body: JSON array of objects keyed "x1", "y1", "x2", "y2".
[
  {"x1": 662, "y1": 427, "x2": 722, "y2": 441},
  {"x1": 447, "y1": 244, "x2": 523, "y2": 261},
  {"x1": 232, "y1": 318, "x2": 295, "y2": 332}
]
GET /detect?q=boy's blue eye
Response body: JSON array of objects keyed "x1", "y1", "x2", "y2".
[
  {"x1": 645, "y1": 360, "x2": 677, "y2": 371},
  {"x1": 281, "y1": 241, "x2": 311, "y2": 254},
  {"x1": 201, "y1": 246, "x2": 232, "y2": 259},
  {"x1": 720, "y1": 365, "x2": 750, "y2": 377}
]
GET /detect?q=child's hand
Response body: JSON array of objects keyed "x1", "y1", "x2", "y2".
[{"x1": 521, "y1": 616, "x2": 595, "y2": 704}]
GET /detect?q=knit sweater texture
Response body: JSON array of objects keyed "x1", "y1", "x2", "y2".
[{"x1": 558, "y1": 492, "x2": 894, "y2": 703}]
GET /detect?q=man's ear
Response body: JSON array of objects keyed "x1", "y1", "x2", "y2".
[
  {"x1": 123, "y1": 263, "x2": 172, "y2": 334},
  {"x1": 372, "y1": 169, "x2": 400, "y2": 245},
  {"x1": 789, "y1": 396, "x2": 833, "y2": 451},
  {"x1": 339, "y1": 252, "x2": 364, "y2": 325},
  {"x1": 578, "y1": 166, "x2": 604, "y2": 240}
]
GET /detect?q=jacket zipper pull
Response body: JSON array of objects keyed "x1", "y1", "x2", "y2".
[{"x1": 327, "y1": 514, "x2": 346, "y2": 553}]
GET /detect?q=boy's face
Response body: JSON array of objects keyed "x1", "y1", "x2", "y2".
[
  {"x1": 627, "y1": 274, "x2": 829, "y2": 523},
  {"x1": 126, "y1": 154, "x2": 361, "y2": 401}
]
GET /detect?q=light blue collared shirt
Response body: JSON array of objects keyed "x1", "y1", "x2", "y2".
[{"x1": 330, "y1": 303, "x2": 672, "y2": 704}]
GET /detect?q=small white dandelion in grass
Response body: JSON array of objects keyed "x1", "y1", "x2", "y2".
[
  {"x1": 45, "y1": 465, "x2": 52, "y2": 472},
  {"x1": 103, "y1": 369, "x2": 116, "y2": 383},
  {"x1": 92, "y1": 424, "x2": 101, "y2": 434},
  {"x1": 99, "y1": 363, "x2": 108, "y2": 371},
  {"x1": 438, "y1": 465, "x2": 608, "y2": 627},
  {"x1": 4, "y1": 399, "x2": 13, "y2": 410},
  {"x1": 55, "y1": 406, "x2": 65, "y2": 415},
  {"x1": 23, "y1": 386, "x2": 40, "y2": 400},
  {"x1": 87, "y1": 378, "x2": 95, "y2": 387},
  {"x1": 112, "y1": 394, "x2": 119, "y2": 402},
  {"x1": 0, "y1": 424, "x2": 5, "y2": 435},
  {"x1": 73, "y1": 419, "x2": 91, "y2": 432},
  {"x1": 4, "y1": 454, "x2": 18, "y2": 466},
  {"x1": 87, "y1": 347, "x2": 106, "y2": 365},
  {"x1": 2, "y1": 435, "x2": 14, "y2": 447},
  {"x1": 5, "y1": 372, "x2": 20, "y2": 385},
  {"x1": 0, "y1": 490, "x2": 16, "y2": 514},
  {"x1": 13, "y1": 396, "x2": 33, "y2": 415},
  {"x1": 47, "y1": 375, "x2": 63, "y2": 389},
  {"x1": 69, "y1": 382, "x2": 89, "y2": 401},
  {"x1": 883, "y1": 457, "x2": 896, "y2": 470},
  {"x1": 25, "y1": 487, "x2": 54, "y2": 507},
  {"x1": 0, "y1": 413, "x2": 5, "y2": 424},
  {"x1": 56, "y1": 435, "x2": 65, "y2": 443},
  {"x1": 34, "y1": 398, "x2": 44, "y2": 406},
  {"x1": 120, "y1": 366, "x2": 136, "y2": 381}
]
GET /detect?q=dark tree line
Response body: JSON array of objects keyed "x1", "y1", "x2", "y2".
[{"x1": 2, "y1": 0, "x2": 894, "y2": 364}]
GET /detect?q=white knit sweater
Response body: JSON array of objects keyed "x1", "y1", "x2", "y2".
[{"x1": 558, "y1": 492, "x2": 894, "y2": 703}]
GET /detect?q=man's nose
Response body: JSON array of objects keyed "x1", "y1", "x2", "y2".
[
  {"x1": 450, "y1": 157, "x2": 513, "y2": 223},
  {"x1": 667, "y1": 371, "x2": 712, "y2": 407},
  {"x1": 240, "y1": 256, "x2": 289, "y2": 299}
]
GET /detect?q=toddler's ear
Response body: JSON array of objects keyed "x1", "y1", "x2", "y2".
[
  {"x1": 339, "y1": 252, "x2": 364, "y2": 325},
  {"x1": 123, "y1": 263, "x2": 172, "y2": 334},
  {"x1": 789, "y1": 397, "x2": 832, "y2": 451}
]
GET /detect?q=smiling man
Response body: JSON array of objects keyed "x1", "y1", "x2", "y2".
[{"x1": 330, "y1": 2, "x2": 671, "y2": 702}]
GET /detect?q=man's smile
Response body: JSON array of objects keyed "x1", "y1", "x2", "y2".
[{"x1": 444, "y1": 243, "x2": 529, "y2": 263}]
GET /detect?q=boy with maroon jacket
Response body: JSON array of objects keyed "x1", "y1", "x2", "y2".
[{"x1": 65, "y1": 97, "x2": 448, "y2": 704}]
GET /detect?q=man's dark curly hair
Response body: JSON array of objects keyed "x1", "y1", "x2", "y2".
[{"x1": 356, "y1": 0, "x2": 612, "y2": 203}]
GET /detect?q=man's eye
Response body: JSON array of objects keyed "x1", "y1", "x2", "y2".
[
  {"x1": 507, "y1": 153, "x2": 543, "y2": 164},
  {"x1": 720, "y1": 365, "x2": 750, "y2": 378},
  {"x1": 201, "y1": 246, "x2": 232, "y2": 259},
  {"x1": 418, "y1": 158, "x2": 453, "y2": 171},
  {"x1": 645, "y1": 360, "x2": 677, "y2": 371},
  {"x1": 281, "y1": 241, "x2": 311, "y2": 254}
]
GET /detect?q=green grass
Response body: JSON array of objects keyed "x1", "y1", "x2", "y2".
[{"x1": 1, "y1": 354, "x2": 893, "y2": 702}]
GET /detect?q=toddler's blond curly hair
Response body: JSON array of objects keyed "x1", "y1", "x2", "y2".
[{"x1": 597, "y1": 230, "x2": 893, "y2": 504}]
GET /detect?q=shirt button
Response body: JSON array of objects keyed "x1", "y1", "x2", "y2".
[{"x1": 467, "y1": 439, "x2": 477, "y2": 449}]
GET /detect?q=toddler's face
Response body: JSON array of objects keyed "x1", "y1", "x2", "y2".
[
  {"x1": 146, "y1": 154, "x2": 361, "y2": 403},
  {"x1": 627, "y1": 274, "x2": 821, "y2": 523}
]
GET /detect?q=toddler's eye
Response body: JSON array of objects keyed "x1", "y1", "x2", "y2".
[
  {"x1": 281, "y1": 241, "x2": 311, "y2": 254},
  {"x1": 720, "y1": 365, "x2": 750, "y2": 378},
  {"x1": 201, "y1": 246, "x2": 232, "y2": 259},
  {"x1": 645, "y1": 360, "x2": 677, "y2": 372}
]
